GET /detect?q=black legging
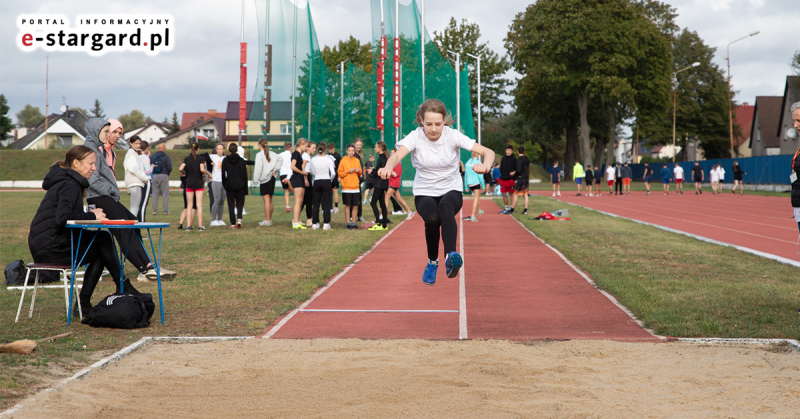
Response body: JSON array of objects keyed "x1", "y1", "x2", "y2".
[
  {"x1": 86, "y1": 196, "x2": 151, "y2": 273},
  {"x1": 302, "y1": 180, "x2": 314, "y2": 220},
  {"x1": 226, "y1": 188, "x2": 246, "y2": 225},
  {"x1": 371, "y1": 187, "x2": 388, "y2": 227},
  {"x1": 415, "y1": 190, "x2": 463, "y2": 261},
  {"x1": 312, "y1": 179, "x2": 332, "y2": 224}
]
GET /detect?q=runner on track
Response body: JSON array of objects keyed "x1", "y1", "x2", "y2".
[{"x1": 377, "y1": 99, "x2": 495, "y2": 286}]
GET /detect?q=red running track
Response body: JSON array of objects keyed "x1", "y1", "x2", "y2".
[
  {"x1": 261, "y1": 200, "x2": 661, "y2": 342},
  {"x1": 536, "y1": 190, "x2": 800, "y2": 265}
]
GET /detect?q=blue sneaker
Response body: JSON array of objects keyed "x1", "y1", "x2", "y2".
[
  {"x1": 445, "y1": 251, "x2": 463, "y2": 278},
  {"x1": 422, "y1": 260, "x2": 438, "y2": 286}
]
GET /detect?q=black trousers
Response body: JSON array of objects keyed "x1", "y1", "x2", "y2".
[
  {"x1": 86, "y1": 196, "x2": 151, "y2": 273},
  {"x1": 615, "y1": 178, "x2": 623, "y2": 194},
  {"x1": 226, "y1": 188, "x2": 246, "y2": 225},
  {"x1": 301, "y1": 180, "x2": 314, "y2": 219},
  {"x1": 312, "y1": 180, "x2": 333, "y2": 224},
  {"x1": 414, "y1": 190, "x2": 463, "y2": 261},
  {"x1": 371, "y1": 187, "x2": 388, "y2": 227}
]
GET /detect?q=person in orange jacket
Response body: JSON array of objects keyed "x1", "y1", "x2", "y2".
[{"x1": 337, "y1": 143, "x2": 363, "y2": 229}]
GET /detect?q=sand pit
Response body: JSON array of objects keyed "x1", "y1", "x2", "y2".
[{"x1": 4, "y1": 339, "x2": 799, "y2": 418}]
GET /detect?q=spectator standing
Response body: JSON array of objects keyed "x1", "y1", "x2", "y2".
[
  {"x1": 788, "y1": 101, "x2": 800, "y2": 237},
  {"x1": 253, "y1": 139, "x2": 282, "y2": 227},
  {"x1": 368, "y1": 142, "x2": 390, "y2": 230},
  {"x1": 278, "y1": 142, "x2": 294, "y2": 213},
  {"x1": 209, "y1": 144, "x2": 227, "y2": 226},
  {"x1": 573, "y1": 161, "x2": 585, "y2": 196},
  {"x1": 308, "y1": 141, "x2": 337, "y2": 230},
  {"x1": 717, "y1": 164, "x2": 726, "y2": 191},
  {"x1": 710, "y1": 164, "x2": 720, "y2": 194},
  {"x1": 463, "y1": 152, "x2": 485, "y2": 221},
  {"x1": 124, "y1": 136, "x2": 150, "y2": 220},
  {"x1": 621, "y1": 162, "x2": 632, "y2": 195},
  {"x1": 660, "y1": 164, "x2": 672, "y2": 195},
  {"x1": 222, "y1": 143, "x2": 254, "y2": 229},
  {"x1": 178, "y1": 142, "x2": 212, "y2": 231},
  {"x1": 550, "y1": 162, "x2": 562, "y2": 197},
  {"x1": 605, "y1": 164, "x2": 615, "y2": 196},
  {"x1": 150, "y1": 143, "x2": 172, "y2": 215},
  {"x1": 327, "y1": 142, "x2": 342, "y2": 213},
  {"x1": 732, "y1": 161, "x2": 746, "y2": 195},
  {"x1": 584, "y1": 166, "x2": 594, "y2": 197},
  {"x1": 290, "y1": 140, "x2": 310, "y2": 229},
  {"x1": 614, "y1": 163, "x2": 623, "y2": 196},
  {"x1": 499, "y1": 145, "x2": 518, "y2": 210},
  {"x1": 338, "y1": 144, "x2": 362, "y2": 229},
  {"x1": 136, "y1": 141, "x2": 154, "y2": 222},
  {"x1": 300, "y1": 142, "x2": 317, "y2": 226},
  {"x1": 386, "y1": 148, "x2": 413, "y2": 220},
  {"x1": 593, "y1": 166, "x2": 602, "y2": 196},
  {"x1": 643, "y1": 163, "x2": 653, "y2": 195},
  {"x1": 491, "y1": 163, "x2": 501, "y2": 195},
  {"x1": 673, "y1": 162, "x2": 685, "y2": 194},
  {"x1": 692, "y1": 161, "x2": 704, "y2": 195},
  {"x1": 510, "y1": 146, "x2": 530, "y2": 214}
]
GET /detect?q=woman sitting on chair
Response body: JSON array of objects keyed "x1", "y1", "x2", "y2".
[{"x1": 28, "y1": 145, "x2": 140, "y2": 322}]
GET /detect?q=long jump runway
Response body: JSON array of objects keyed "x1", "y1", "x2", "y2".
[
  {"x1": 261, "y1": 200, "x2": 660, "y2": 342},
  {"x1": 539, "y1": 190, "x2": 800, "y2": 265}
]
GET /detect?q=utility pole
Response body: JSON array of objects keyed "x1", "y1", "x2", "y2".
[
  {"x1": 466, "y1": 52, "x2": 481, "y2": 144},
  {"x1": 291, "y1": 2, "x2": 298, "y2": 146},
  {"x1": 446, "y1": 50, "x2": 460, "y2": 132},
  {"x1": 726, "y1": 30, "x2": 759, "y2": 158}
]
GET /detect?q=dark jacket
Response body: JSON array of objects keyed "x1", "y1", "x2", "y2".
[
  {"x1": 373, "y1": 154, "x2": 389, "y2": 189},
  {"x1": 221, "y1": 153, "x2": 253, "y2": 191},
  {"x1": 29, "y1": 165, "x2": 97, "y2": 263},
  {"x1": 500, "y1": 155, "x2": 518, "y2": 180},
  {"x1": 150, "y1": 150, "x2": 173, "y2": 175}
]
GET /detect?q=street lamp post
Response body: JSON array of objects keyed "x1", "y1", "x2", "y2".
[
  {"x1": 340, "y1": 58, "x2": 350, "y2": 153},
  {"x1": 672, "y1": 62, "x2": 701, "y2": 162},
  {"x1": 466, "y1": 52, "x2": 481, "y2": 144},
  {"x1": 446, "y1": 50, "x2": 460, "y2": 132},
  {"x1": 726, "y1": 30, "x2": 759, "y2": 158}
]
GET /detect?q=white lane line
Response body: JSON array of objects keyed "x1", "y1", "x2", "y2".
[
  {"x1": 510, "y1": 216, "x2": 665, "y2": 340},
  {"x1": 459, "y1": 207, "x2": 467, "y2": 340},
  {"x1": 553, "y1": 199, "x2": 800, "y2": 268},
  {"x1": 260, "y1": 218, "x2": 409, "y2": 339},
  {"x1": 300, "y1": 309, "x2": 459, "y2": 313}
]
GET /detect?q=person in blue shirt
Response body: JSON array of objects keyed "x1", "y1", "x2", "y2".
[
  {"x1": 491, "y1": 164, "x2": 501, "y2": 195},
  {"x1": 660, "y1": 164, "x2": 672, "y2": 195}
]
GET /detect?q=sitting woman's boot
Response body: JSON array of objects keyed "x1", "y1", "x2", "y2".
[{"x1": 114, "y1": 277, "x2": 142, "y2": 295}]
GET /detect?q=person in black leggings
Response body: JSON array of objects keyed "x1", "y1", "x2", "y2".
[
  {"x1": 377, "y1": 99, "x2": 495, "y2": 286},
  {"x1": 369, "y1": 141, "x2": 390, "y2": 230}
]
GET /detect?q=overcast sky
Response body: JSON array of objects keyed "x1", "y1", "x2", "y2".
[{"x1": 1, "y1": 0, "x2": 798, "y2": 130}]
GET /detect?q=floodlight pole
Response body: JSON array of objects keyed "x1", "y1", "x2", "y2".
[
  {"x1": 466, "y1": 52, "x2": 481, "y2": 144},
  {"x1": 291, "y1": 2, "x2": 298, "y2": 146},
  {"x1": 672, "y1": 62, "x2": 700, "y2": 162},
  {"x1": 420, "y1": 0, "x2": 425, "y2": 101},
  {"x1": 726, "y1": 30, "x2": 759, "y2": 158},
  {"x1": 340, "y1": 58, "x2": 350, "y2": 152},
  {"x1": 447, "y1": 50, "x2": 460, "y2": 132}
]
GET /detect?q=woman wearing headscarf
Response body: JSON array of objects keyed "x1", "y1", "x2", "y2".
[{"x1": 82, "y1": 118, "x2": 176, "y2": 281}]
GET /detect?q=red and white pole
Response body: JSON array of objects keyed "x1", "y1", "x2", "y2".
[{"x1": 377, "y1": 36, "x2": 386, "y2": 134}]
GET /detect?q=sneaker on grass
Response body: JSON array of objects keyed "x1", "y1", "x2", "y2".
[
  {"x1": 323, "y1": 223, "x2": 331, "y2": 230},
  {"x1": 144, "y1": 267, "x2": 177, "y2": 281},
  {"x1": 292, "y1": 223, "x2": 307, "y2": 230}
]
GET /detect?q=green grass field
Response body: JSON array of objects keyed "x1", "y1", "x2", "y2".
[{"x1": 2, "y1": 190, "x2": 799, "y2": 409}]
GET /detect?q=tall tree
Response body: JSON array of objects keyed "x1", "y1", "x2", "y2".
[
  {"x1": 118, "y1": 110, "x2": 149, "y2": 131},
  {"x1": 16, "y1": 104, "x2": 45, "y2": 128},
  {"x1": 0, "y1": 94, "x2": 13, "y2": 139},
  {"x1": 433, "y1": 18, "x2": 511, "y2": 126},
  {"x1": 168, "y1": 112, "x2": 181, "y2": 134},
  {"x1": 91, "y1": 99, "x2": 106, "y2": 118},
  {"x1": 506, "y1": 0, "x2": 672, "y2": 167}
]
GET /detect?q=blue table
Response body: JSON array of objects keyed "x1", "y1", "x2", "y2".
[{"x1": 66, "y1": 222, "x2": 170, "y2": 325}]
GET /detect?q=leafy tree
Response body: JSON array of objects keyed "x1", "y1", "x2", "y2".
[
  {"x1": 321, "y1": 35, "x2": 373, "y2": 73},
  {"x1": 118, "y1": 110, "x2": 149, "y2": 131},
  {"x1": 91, "y1": 99, "x2": 106, "y2": 118},
  {"x1": 791, "y1": 51, "x2": 800, "y2": 75},
  {"x1": 0, "y1": 94, "x2": 13, "y2": 139},
  {"x1": 168, "y1": 112, "x2": 181, "y2": 134},
  {"x1": 16, "y1": 104, "x2": 45, "y2": 128},
  {"x1": 433, "y1": 18, "x2": 511, "y2": 126},
  {"x1": 482, "y1": 111, "x2": 547, "y2": 163}
]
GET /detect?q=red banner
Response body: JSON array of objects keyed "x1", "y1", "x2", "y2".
[{"x1": 377, "y1": 36, "x2": 386, "y2": 131}]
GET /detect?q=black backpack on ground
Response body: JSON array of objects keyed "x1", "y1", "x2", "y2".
[
  {"x1": 86, "y1": 292, "x2": 155, "y2": 329},
  {"x1": 5, "y1": 260, "x2": 25, "y2": 286}
]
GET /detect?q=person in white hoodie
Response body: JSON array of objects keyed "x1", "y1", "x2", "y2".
[
  {"x1": 124, "y1": 136, "x2": 151, "y2": 221},
  {"x1": 136, "y1": 141, "x2": 154, "y2": 222},
  {"x1": 253, "y1": 139, "x2": 283, "y2": 226}
]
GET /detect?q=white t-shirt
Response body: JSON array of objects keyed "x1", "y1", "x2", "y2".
[
  {"x1": 673, "y1": 166, "x2": 684, "y2": 180},
  {"x1": 717, "y1": 167, "x2": 725, "y2": 181},
  {"x1": 308, "y1": 155, "x2": 336, "y2": 181},
  {"x1": 396, "y1": 126, "x2": 476, "y2": 196},
  {"x1": 606, "y1": 166, "x2": 615, "y2": 181},
  {"x1": 210, "y1": 154, "x2": 224, "y2": 183},
  {"x1": 278, "y1": 150, "x2": 292, "y2": 177},
  {"x1": 710, "y1": 168, "x2": 720, "y2": 182}
]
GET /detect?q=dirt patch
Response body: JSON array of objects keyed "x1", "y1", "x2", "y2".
[{"x1": 5, "y1": 339, "x2": 799, "y2": 418}]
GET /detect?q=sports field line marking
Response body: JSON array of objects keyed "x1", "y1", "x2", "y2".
[
  {"x1": 509, "y1": 216, "x2": 666, "y2": 340},
  {"x1": 553, "y1": 199, "x2": 800, "y2": 268},
  {"x1": 299, "y1": 309, "x2": 459, "y2": 313},
  {"x1": 678, "y1": 337, "x2": 800, "y2": 352},
  {"x1": 259, "y1": 218, "x2": 410, "y2": 339},
  {"x1": 459, "y1": 207, "x2": 467, "y2": 340},
  {"x1": 0, "y1": 336, "x2": 252, "y2": 418}
]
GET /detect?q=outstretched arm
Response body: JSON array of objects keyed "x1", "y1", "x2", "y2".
[
  {"x1": 468, "y1": 143, "x2": 495, "y2": 174},
  {"x1": 377, "y1": 146, "x2": 409, "y2": 180}
]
